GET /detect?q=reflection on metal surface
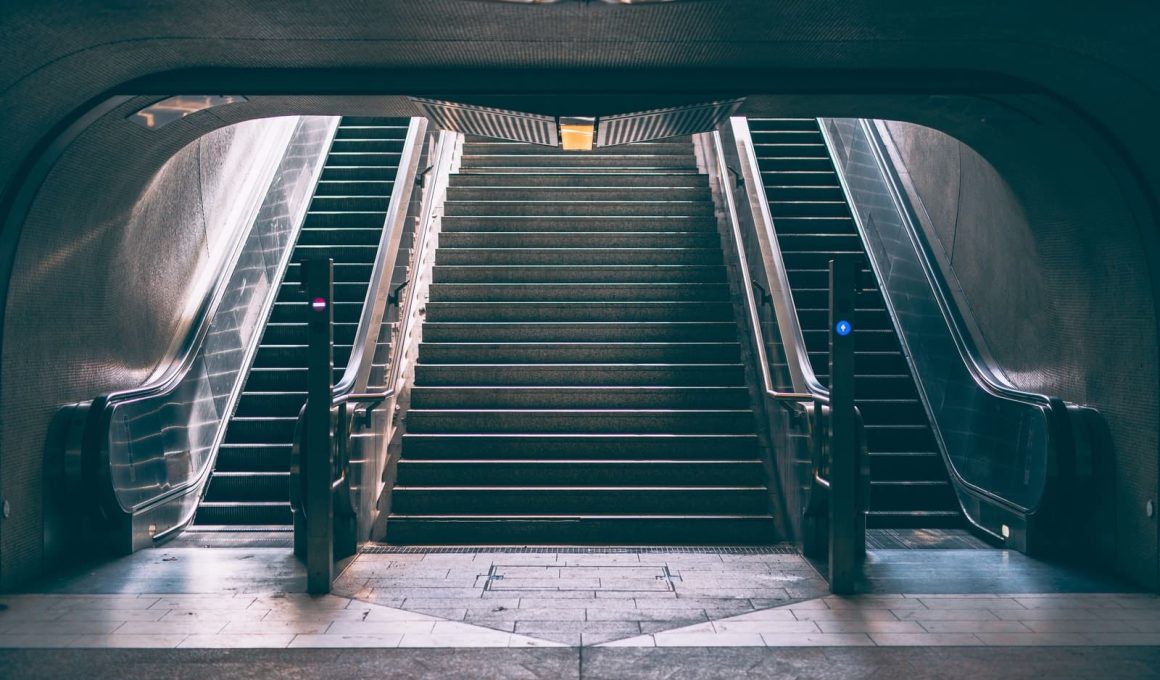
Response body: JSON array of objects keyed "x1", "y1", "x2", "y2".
[
  {"x1": 409, "y1": 97, "x2": 558, "y2": 146},
  {"x1": 597, "y1": 99, "x2": 743, "y2": 147},
  {"x1": 128, "y1": 95, "x2": 248, "y2": 130},
  {"x1": 819, "y1": 117, "x2": 1103, "y2": 549},
  {"x1": 63, "y1": 117, "x2": 338, "y2": 551}
]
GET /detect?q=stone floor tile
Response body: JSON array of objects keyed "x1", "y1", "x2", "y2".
[
  {"x1": 727, "y1": 609, "x2": 798, "y2": 622},
  {"x1": 327, "y1": 621, "x2": 437, "y2": 635},
  {"x1": 160, "y1": 608, "x2": 270, "y2": 623},
  {"x1": 149, "y1": 596, "x2": 255, "y2": 610},
  {"x1": 761, "y1": 632, "x2": 876, "y2": 647},
  {"x1": 1023, "y1": 619, "x2": 1142, "y2": 633},
  {"x1": 1014, "y1": 596, "x2": 1128, "y2": 609},
  {"x1": 220, "y1": 620, "x2": 332, "y2": 635},
  {"x1": 56, "y1": 609, "x2": 168, "y2": 623},
  {"x1": 816, "y1": 620, "x2": 926, "y2": 634},
  {"x1": 585, "y1": 608, "x2": 707, "y2": 622},
  {"x1": 116, "y1": 620, "x2": 227, "y2": 635},
  {"x1": 1083, "y1": 632, "x2": 1160, "y2": 645},
  {"x1": 916, "y1": 597, "x2": 1027, "y2": 610},
  {"x1": 288, "y1": 634, "x2": 402, "y2": 648},
  {"x1": 892, "y1": 609, "x2": 999, "y2": 621},
  {"x1": 0, "y1": 620, "x2": 123, "y2": 636},
  {"x1": 468, "y1": 607, "x2": 586, "y2": 622},
  {"x1": 361, "y1": 607, "x2": 443, "y2": 622},
  {"x1": 652, "y1": 622, "x2": 716, "y2": 634},
  {"x1": 712, "y1": 620, "x2": 821, "y2": 634},
  {"x1": 398, "y1": 633, "x2": 513, "y2": 647},
  {"x1": 871, "y1": 633, "x2": 985, "y2": 646},
  {"x1": 596, "y1": 591, "x2": 676, "y2": 599},
  {"x1": 992, "y1": 608, "x2": 1103, "y2": 621},
  {"x1": 653, "y1": 632, "x2": 765, "y2": 647},
  {"x1": 178, "y1": 634, "x2": 294, "y2": 648},
  {"x1": 790, "y1": 608, "x2": 900, "y2": 622},
  {"x1": 918, "y1": 620, "x2": 1032, "y2": 633},
  {"x1": 66, "y1": 635, "x2": 190, "y2": 648},
  {"x1": 390, "y1": 607, "x2": 467, "y2": 620},
  {"x1": 974, "y1": 632, "x2": 1091, "y2": 646},
  {"x1": 638, "y1": 620, "x2": 708, "y2": 635}
]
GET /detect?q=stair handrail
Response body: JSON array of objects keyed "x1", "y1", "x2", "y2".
[
  {"x1": 44, "y1": 117, "x2": 339, "y2": 554},
  {"x1": 329, "y1": 125, "x2": 457, "y2": 413},
  {"x1": 723, "y1": 118, "x2": 835, "y2": 406},
  {"x1": 289, "y1": 127, "x2": 459, "y2": 559},
  {"x1": 715, "y1": 121, "x2": 830, "y2": 408},
  {"x1": 332, "y1": 117, "x2": 427, "y2": 403},
  {"x1": 818, "y1": 117, "x2": 1103, "y2": 549}
]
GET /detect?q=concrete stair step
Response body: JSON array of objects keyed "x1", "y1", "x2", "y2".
[
  {"x1": 437, "y1": 248, "x2": 725, "y2": 266},
  {"x1": 400, "y1": 433, "x2": 760, "y2": 460},
  {"x1": 409, "y1": 385, "x2": 751, "y2": 409},
  {"x1": 438, "y1": 231, "x2": 720, "y2": 248},
  {"x1": 413, "y1": 363, "x2": 745, "y2": 386},
  {"x1": 422, "y1": 321, "x2": 738, "y2": 343},
  {"x1": 405, "y1": 409, "x2": 756, "y2": 434},
  {"x1": 391, "y1": 487, "x2": 770, "y2": 515},
  {"x1": 395, "y1": 459, "x2": 766, "y2": 486},
  {"x1": 441, "y1": 215, "x2": 717, "y2": 232},
  {"x1": 425, "y1": 301, "x2": 734, "y2": 323},
  {"x1": 417, "y1": 342, "x2": 741, "y2": 364},
  {"x1": 460, "y1": 154, "x2": 697, "y2": 169},
  {"x1": 447, "y1": 186, "x2": 710, "y2": 201},
  {"x1": 384, "y1": 515, "x2": 778, "y2": 545},
  {"x1": 429, "y1": 282, "x2": 730, "y2": 302},
  {"x1": 433, "y1": 264, "x2": 726, "y2": 284},
  {"x1": 444, "y1": 200, "x2": 713, "y2": 217},
  {"x1": 450, "y1": 173, "x2": 709, "y2": 188}
]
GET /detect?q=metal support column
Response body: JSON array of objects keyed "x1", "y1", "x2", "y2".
[
  {"x1": 303, "y1": 256, "x2": 335, "y2": 595},
  {"x1": 828, "y1": 255, "x2": 859, "y2": 594}
]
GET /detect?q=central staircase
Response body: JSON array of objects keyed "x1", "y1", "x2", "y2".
[{"x1": 384, "y1": 136, "x2": 776, "y2": 544}]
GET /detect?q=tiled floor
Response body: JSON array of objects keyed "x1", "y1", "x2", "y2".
[{"x1": 0, "y1": 545, "x2": 1155, "y2": 650}]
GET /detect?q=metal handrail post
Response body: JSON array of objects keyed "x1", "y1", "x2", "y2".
[
  {"x1": 828, "y1": 255, "x2": 860, "y2": 594},
  {"x1": 303, "y1": 255, "x2": 336, "y2": 595}
]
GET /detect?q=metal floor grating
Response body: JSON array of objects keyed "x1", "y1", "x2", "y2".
[{"x1": 360, "y1": 544, "x2": 799, "y2": 554}]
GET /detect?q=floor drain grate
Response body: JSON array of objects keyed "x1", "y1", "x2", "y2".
[{"x1": 361, "y1": 545, "x2": 799, "y2": 555}]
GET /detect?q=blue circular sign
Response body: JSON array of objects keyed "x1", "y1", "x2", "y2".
[{"x1": 835, "y1": 320, "x2": 852, "y2": 336}]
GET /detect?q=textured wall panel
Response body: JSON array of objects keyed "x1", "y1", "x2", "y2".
[
  {"x1": 597, "y1": 99, "x2": 742, "y2": 147},
  {"x1": 880, "y1": 120, "x2": 1159, "y2": 586},
  {"x1": 410, "y1": 98, "x2": 557, "y2": 146}
]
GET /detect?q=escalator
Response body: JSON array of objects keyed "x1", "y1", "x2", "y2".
[
  {"x1": 748, "y1": 118, "x2": 963, "y2": 529},
  {"x1": 194, "y1": 117, "x2": 410, "y2": 527}
]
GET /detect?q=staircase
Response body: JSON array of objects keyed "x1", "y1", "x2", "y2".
[
  {"x1": 748, "y1": 118, "x2": 962, "y2": 529},
  {"x1": 195, "y1": 117, "x2": 410, "y2": 527},
  {"x1": 385, "y1": 136, "x2": 776, "y2": 544}
]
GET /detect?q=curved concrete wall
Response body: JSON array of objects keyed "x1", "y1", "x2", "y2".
[
  {"x1": 0, "y1": 116, "x2": 300, "y2": 588},
  {"x1": 878, "y1": 120, "x2": 1158, "y2": 585}
]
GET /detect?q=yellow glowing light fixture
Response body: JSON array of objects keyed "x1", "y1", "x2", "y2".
[{"x1": 558, "y1": 116, "x2": 595, "y2": 151}]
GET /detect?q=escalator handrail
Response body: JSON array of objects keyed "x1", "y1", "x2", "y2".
[
  {"x1": 93, "y1": 121, "x2": 312, "y2": 410},
  {"x1": 821, "y1": 117, "x2": 1081, "y2": 516},
  {"x1": 332, "y1": 117, "x2": 428, "y2": 401},
  {"x1": 79, "y1": 117, "x2": 340, "y2": 517},
  {"x1": 724, "y1": 118, "x2": 831, "y2": 406}
]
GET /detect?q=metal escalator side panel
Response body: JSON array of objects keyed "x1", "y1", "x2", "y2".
[
  {"x1": 817, "y1": 117, "x2": 1077, "y2": 548},
  {"x1": 89, "y1": 117, "x2": 340, "y2": 549}
]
